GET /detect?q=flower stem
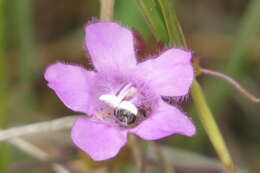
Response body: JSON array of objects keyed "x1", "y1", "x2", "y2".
[
  {"x1": 129, "y1": 135, "x2": 146, "y2": 173},
  {"x1": 100, "y1": 0, "x2": 115, "y2": 21},
  {"x1": 200, "y1": 68, "x2": 260, "y2": 103},
  {"x1": 149, "y1": 141, "x2": 175, "y2": 173},
  {"x1": 191, "y1": 80, "x2": 236, "y2": 173}
]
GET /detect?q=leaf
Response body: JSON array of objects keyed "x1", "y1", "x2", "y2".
[
  {"x1": 136, "y1": 0, "x2": 168, "y2": 43},
  {"x1": 157, "y1": 0, "x2": 186, "y2": 47},
  {"x1": 114, "y1": 0, "x2": 149, "y2": 39}
]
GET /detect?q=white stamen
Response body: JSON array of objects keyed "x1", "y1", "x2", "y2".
[
  {"x1": 99, "y1": 94, "x2": 121, "y2": 108},
  {"x1": 117, "y1": 83, "x2": 132, "y2": 101},
  {"x1": 99, "y1": 84, "x2": 138, "y2": 116},
  {"x1": 118, "y1": 101, "x2": 138, "y2": 115},
  {"x1": 117, "y1": 84, "x2": 137, "y2": 102}
]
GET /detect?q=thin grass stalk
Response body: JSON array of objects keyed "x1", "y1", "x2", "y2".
[
  {"x1": 200, "y1": 68, "x2": 260, "y2": 103},
  {"x1": 191, "y1": 81, "x2": 236, "y2": 173},
  {"x1": 100, "y1": 0, "x2": 115, "y2": 22},
  {"x1": 0, "y1": 0, "x2": 12, "y2": 171},
  {"x1": 206, "y1": 0, "x2": 260, "y2": 113},
  {"x1": 129, "y1": 135, "x2": 146, "y2": 173}
]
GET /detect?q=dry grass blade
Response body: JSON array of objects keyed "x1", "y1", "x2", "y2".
[{"x1": 0, "y1": 116, "x2": 80, "y2": 142}]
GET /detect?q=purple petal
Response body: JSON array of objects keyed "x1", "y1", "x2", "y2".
[
  {"x1": 85, "y1": 22, "x2": 137, "y2": 71},
  {"x1": 137, "y1": 48, "x2": 193, "y2": 96},
  {"x1": 44, "y1": 62, "x2": 95, "y2": 114},
  {"x1": 130, "y1": 100, "x2": 195, "y2": 140},
  {"x1": 71, "y1": 118, "x2": 127, "y2": 161}
]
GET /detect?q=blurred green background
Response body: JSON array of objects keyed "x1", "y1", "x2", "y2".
[{"x1": 0, "y1": 0, "x2": 260, "y2": 172}]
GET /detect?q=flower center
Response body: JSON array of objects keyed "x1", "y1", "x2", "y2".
[{"x1": 98, "y1": 83, "x2": 150, "y2": 128}]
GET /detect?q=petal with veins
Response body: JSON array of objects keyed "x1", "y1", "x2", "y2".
[
  {"x1": 44, "y1": 62, "x2": 95, "y2": 114},
  {"x1": 137, "y1": 48, "x2": 193, "y2": 97},
  {"x1": 71, "y1": 118, "x2": 127, "y2": 161},
  {"x1": 85, "y1": 22, "x2": 137, "y2": 71},
  {"x1": 130, "y1": 100, "x2": 195, "y2": 140}
]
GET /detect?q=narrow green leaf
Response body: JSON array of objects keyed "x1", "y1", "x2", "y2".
[
  {"x1": 0, "y1": 0, "x2": 12, "y2": 172},
  {"x1": 157, "y1": 0, "x2": 186, "y2": 47},
  {"x1": 114, "y1": 0, "x2": 149, "y2": 39},
  {"x1": 136, "y1": 0, "x2": 168, "y2": 43},
  {"x1": 191, "y1": 81, "x2": 236, "y2": 173}
]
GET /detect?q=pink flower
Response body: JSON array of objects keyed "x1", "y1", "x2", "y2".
[{"x1": 44, "y1": 22, "x2": 195, "y2": 161}]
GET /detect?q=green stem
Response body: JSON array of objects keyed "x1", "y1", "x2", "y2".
[
  {"x1": 191, "y1": 81, "x2": 236, "y2": 173},
  {"x1": 157, "y1": 0, "x2": 186, "y2": 46}
]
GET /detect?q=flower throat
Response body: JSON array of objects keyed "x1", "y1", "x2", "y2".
[{"x1": 99, "y1": 83, "x2": 148, "y2": 127}]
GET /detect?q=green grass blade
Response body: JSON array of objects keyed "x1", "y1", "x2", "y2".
[
  {"x1": 191, "y1": 81, "x2": 236, "y2": 173},
  {"x1": 135, "y1": 0, "x2": 168, "y2": 43},
  {"x1": 0, "y1": 0, "x2": 12, "y2": 172},
  {"x1": 114, "y1": 0, "x2": 149, "y2": 39},
  {"x1": 157, "y1": 0, "x2": 186, "y2": 46}
]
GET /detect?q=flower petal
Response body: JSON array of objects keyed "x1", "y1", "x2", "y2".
[
  {"x1": 44, "y1": 62, "x2": 95, "y2": 114},
  {"x1": 137, "y1": 48, "x2": 193, "y2": 96},
  {"x1": 130, "y1": 100, "x2": 195, "y2": 140},
  {"x1": 85, "y1": 22, "x2": 137, "y2": 71},
  {"x1": 71, "y1": 118, "x2": 127, "y2": 161}
]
